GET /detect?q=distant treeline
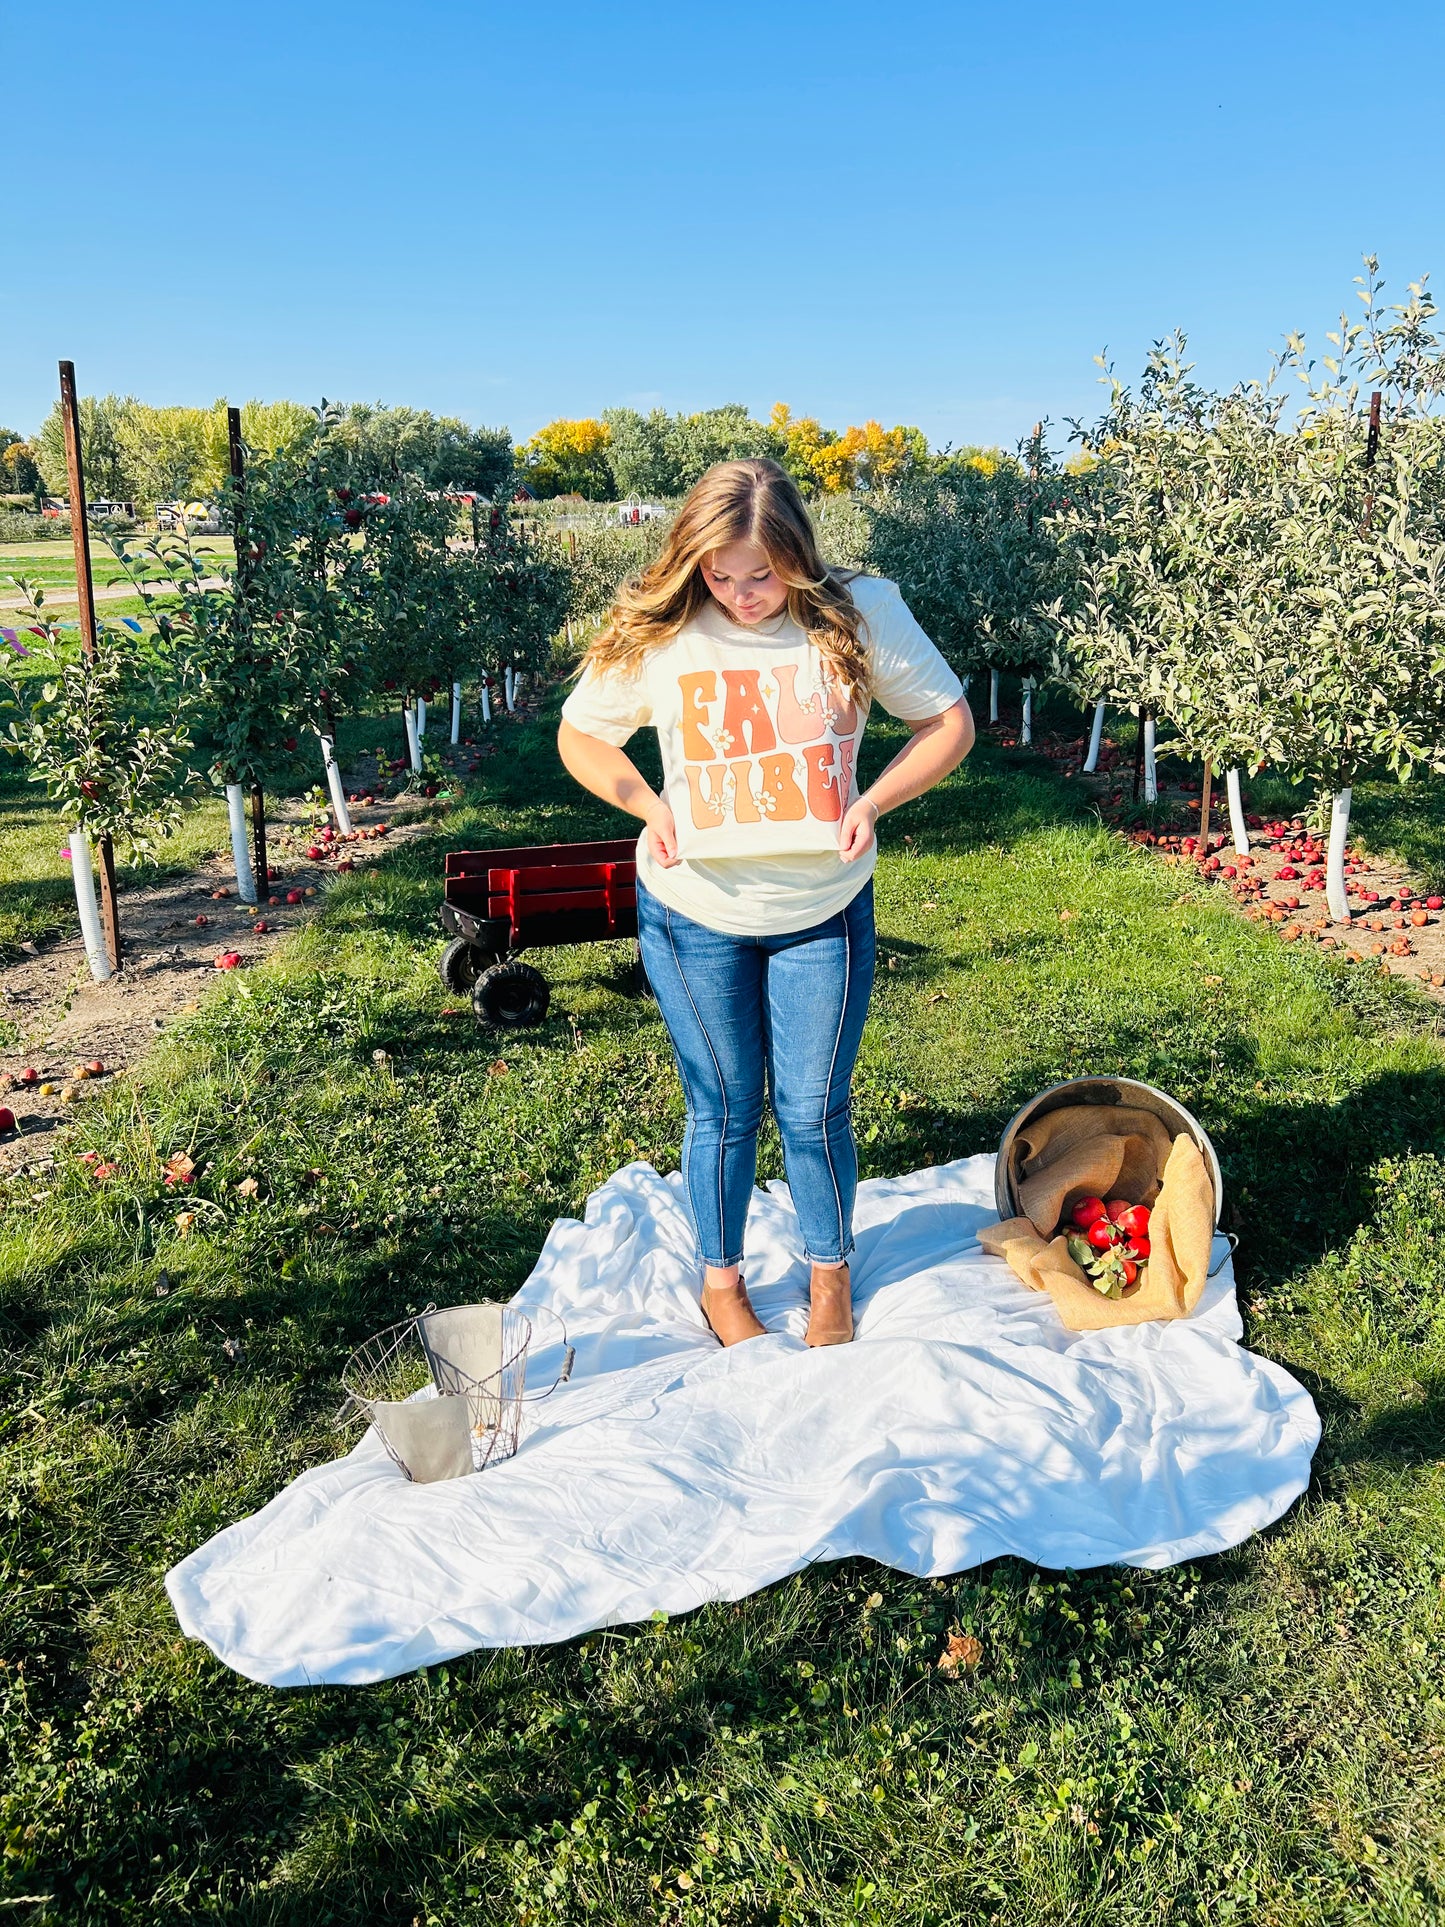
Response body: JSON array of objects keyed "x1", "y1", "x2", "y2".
[
  {"x1": 1, "y1": 395, "x2": 1010, "y2": 511},
  {"x1": 515, "y1": 404, "x2": 1006, "y2": 500},
  {"x1": 1, "y1": 400, "x2": 513, "y2": 510}
]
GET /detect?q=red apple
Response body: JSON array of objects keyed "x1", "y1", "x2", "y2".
[{"x1": 0, "y1": 1106, "x2": 16, "y2": 1134}]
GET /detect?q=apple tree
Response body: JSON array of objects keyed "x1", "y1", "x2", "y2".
[{"x1": 1, "y1": 580, "x2": 195, "y2": 975}]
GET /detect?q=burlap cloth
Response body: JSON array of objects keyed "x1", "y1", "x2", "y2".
[{"x1": 978, "y1": 1103, "x2": 1216, "y2": 1331}]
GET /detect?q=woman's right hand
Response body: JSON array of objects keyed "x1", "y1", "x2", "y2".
[{"x1": 644, "y1": 799, "x2": 680, "y2": 868}]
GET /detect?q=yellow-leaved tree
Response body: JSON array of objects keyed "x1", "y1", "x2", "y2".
[{"x1": 516, "y1": 418, "x2": 614, "y2": 498}]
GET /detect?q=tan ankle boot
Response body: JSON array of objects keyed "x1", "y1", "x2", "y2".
[
  {"x1": 806, "y1": 1264, "x2": 854, "y2": 1346},
  {"x1": 702, "y1": 1277, "x2": 768, "y2": 1346}
]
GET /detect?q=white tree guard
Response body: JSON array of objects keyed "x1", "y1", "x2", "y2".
[
  {"x1": 988, "y1": 669, "x2": 1000, "y2": 723},
  {"x1": 1225, "y1": 769, "x2": 1250, "y2": 856},
  {"x1": 1326, "y1": 787, "x2": 1353, "y2": 924},
  {"x1": 69, "y1": 825, "x2": 112, "y2": 982},
  {"x1": 505, "y1": 666, "x2": 516, "y2": 712},
  {"x1": 226, "y1": 783, "x2": 257, "y2": 903},
  {"x1": 1083, "y1": 697, "x2": 1106, "y2": 773},
  {"x1": 417, "y1": 696, "x2": 428, "y2": 739},
  {"x1": 451, "y1": 681, "x2": 462, "y2": 745},
  {"x1": 1142, "y1": 717, "x2": 1158, "y2": 804},
  {"x1": 404, "y1": 704, "x2": 422, "y2": 774},
  {"x1": 319, "y1": 734, "x2": 353, "y2": 836},
  {"x1": 480, "y1": 681, "x2": 492, "y2": 724},
  {"x1": 1021, "y1": 679, "x2": 1034, "y2": 745}
]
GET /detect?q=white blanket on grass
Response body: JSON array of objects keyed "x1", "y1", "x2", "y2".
[{"x1": 166, "y1": 1155, "x2": 1319, "y2": 1686}]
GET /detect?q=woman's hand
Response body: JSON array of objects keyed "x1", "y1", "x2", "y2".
[
  {"x1": 837, "y1": 796, "x2": 879, "y2": 863},
  {"x1": 557, "y1": 722, "x2": 682, "y2": 864},
  {"x1": 644, "y1": 798, "x2": 680, "y2": 868}
]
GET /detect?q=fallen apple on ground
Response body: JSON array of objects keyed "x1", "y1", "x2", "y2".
[{"x1": 0, "y1": 1106, "x2": 16, "y2": 1134}]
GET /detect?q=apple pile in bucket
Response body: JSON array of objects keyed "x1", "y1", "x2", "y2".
[{"x1": 1064, "y1": 1196, "x2": 1151, "y2": 1299}]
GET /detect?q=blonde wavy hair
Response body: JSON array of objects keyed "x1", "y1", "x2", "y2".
[{"x1": 584, "y1": 458, "x2": 872, "y2": 700}]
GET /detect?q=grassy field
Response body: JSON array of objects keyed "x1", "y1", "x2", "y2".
[{"x1": 3, "y1": 694, "x2": 1444, "y2": 1924}]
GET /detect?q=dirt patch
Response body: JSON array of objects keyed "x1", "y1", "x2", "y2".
[
  {"x1": 0, "y1": 736, "x2": 502, "y2": 1175},
  {"x1": 996, "y1": 720, "x2": 1445, "y2": 1001}
]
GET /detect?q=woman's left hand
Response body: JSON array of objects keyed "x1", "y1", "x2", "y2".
[{"x1": 837, "y1": 796, "x2": 879, "y2": 863}]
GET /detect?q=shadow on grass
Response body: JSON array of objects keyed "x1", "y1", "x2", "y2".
[{"x1": 1339, "y1": 1378, "x2": 1445, "y2": 1471}]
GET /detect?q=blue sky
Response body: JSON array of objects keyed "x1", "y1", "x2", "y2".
[{"x1": 4, "y1": 0, "x2": 1443, "y2": 455}]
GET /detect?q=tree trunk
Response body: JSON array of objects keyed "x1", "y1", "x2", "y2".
[{"x1": 1198, "y1": 761, "x2": 1213, "y2": 853}]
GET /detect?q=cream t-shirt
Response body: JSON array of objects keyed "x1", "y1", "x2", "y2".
[{"x1": 560, "y1": 574, "x2": 964, "y2": 935}]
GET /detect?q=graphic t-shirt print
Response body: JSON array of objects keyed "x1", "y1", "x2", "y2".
[{"x1": 673, "y1": 655, "x2": 859, "y2": 855}]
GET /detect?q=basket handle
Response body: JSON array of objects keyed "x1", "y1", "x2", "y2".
[
  {"x1": 1208, "y1": 1231, "x2": 1240, "y2": 1278},
  {"x1": 519, "y1": 1307, "x2": 575, "y2": 1400}
]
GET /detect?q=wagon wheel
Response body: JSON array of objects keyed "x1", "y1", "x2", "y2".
[
  {"x1": 472, "y1": 961, "x2": 550, "y2": 1029},
  {"x1": 439, "y1": 937, "x2": 490, "y2": 995}
]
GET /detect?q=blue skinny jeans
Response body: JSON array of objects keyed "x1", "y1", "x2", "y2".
[{"x1": 636, "y1": 877, "x2": 876, "y2": 1269}]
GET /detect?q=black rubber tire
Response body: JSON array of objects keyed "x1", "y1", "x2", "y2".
[
  {"x1": 439, "y1": 937, "x2": 486, "y2": 994},
  {"x1": 472, "y1": 960, "x2": 550, "y2": 1029}
]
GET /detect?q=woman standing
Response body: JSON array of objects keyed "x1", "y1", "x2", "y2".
[{"x1": 559, "y1": 459, "x2": 972, "y2": 1347}]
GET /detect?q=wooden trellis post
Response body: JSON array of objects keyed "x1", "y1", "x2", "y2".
[
  {"x1": 228, "y1": 407, "x2": 268, "y2": 899},
  {"x1": 59, "y1": 359, "x2": 123, "y2": 970}
]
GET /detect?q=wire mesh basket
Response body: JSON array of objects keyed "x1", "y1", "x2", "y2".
[{"x1": 336, "y1": 1302, "x2": 574, "y2": 1483}]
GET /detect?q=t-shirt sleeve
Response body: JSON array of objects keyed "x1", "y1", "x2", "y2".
[
  {"x1": 856, "y1": 578, "x2": 965, "y2": 722},
  {"x1": 559, "y1": 660, "x2": 653, "y2": 747}
]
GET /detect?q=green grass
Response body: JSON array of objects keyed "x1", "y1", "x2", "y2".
[
  {"x1": 1, "y1": 536, "x2": 236, "y2": 585},
  {"x1": 4, "y1": 697, "x2": 1445, "y2": 1923}
]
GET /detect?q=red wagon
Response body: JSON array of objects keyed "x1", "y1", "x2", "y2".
[{"x1": 438, "y1": 837, "x2": 642, "y2": 1027}]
